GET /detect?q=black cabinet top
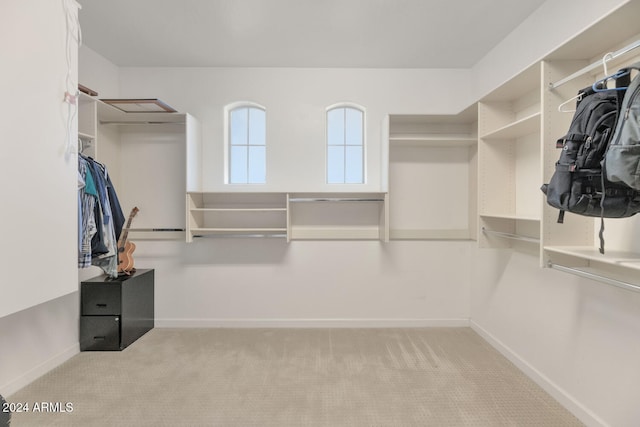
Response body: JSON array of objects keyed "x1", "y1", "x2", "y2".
[{"x1": 82, "y1": 269, "x2": 154, "y2": 284}]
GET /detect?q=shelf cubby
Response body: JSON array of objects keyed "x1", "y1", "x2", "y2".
[
  {"x1": 387, "y1": 107, "x2": 478, "y2": 241},
  {"x1": 187, "y1": 192, "x2": 288, "y2": 242},
  {"x1": 288, "y1": 193, "x2": 387, "y2": 241}
]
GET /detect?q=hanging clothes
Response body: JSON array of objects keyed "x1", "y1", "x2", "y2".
[{"x1": 78, "y1": 154, "x2": 125, "y2": 278}]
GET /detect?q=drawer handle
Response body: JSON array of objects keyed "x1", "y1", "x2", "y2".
[
  {"x1": 93, "y1": 336, "x2": 106, "y2": 341},
  {"x1": 96, "y1": 303, "x2": 107, "y2": 308}
]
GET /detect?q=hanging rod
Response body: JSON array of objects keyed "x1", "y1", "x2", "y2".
[
  {"x1": 548, "y1": 262, "x2": 640, "y2": 293},
  {"x1": 128, "y1": 228, "x2": 186, "y2": 232},
  {"x1": 193, "y1": 233, "x2": 287, "y2": 239},
  {"x1": 548, "y1": 38, "x2": 640, "y2": 90},
  {"x1": 481, "y1": 227, "x2": 540, "y2": 243},
  {"x1": 289, "y1": 197, "x2": 384, "y2": 203},
  {"x1": 99, "y1": 121, "x2": 185, "y2": 125}
]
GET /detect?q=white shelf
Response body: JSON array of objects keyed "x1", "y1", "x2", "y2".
[
  {"x1": 289, "y1": 197, "x2": 384, "y2": 203},
  {"x1": 186, "y1": 192, "x2": 388, "y2": 242},
  {"x1": 389, "y1": 135, "x2": 476, "y2": 147},
  {"x1": 127, "y1": 229, "x2": 185, "y2": 241},
  {"x1": 97, "y1": 100, "x2": 186, "y2": 125},
  {"x1": 192, "y1": 227, "x2": 287, "y2": 234},
  {"x1": 480, "y1": 112, "x2": 540, "y2": 140},
  {"x1": 480, "y1": 213, "x2": 540, "y2": 222},
  {"x1": 482, "y1": 63, "x2": 541, "y2": 102},
  {"x1": 190, "y1": 207, "x2": 287, "y2": 212},
  {"x1": 288, "y1": 192, "x2": 387, "y2": 242},
  {"x1": 187, "y1": 192, "x2": 288, "y2": 241},
  {"x1": 544, "y1": 246, "x2": 640, "y2": 271},
  {"x1": 482, "y1": 228, "x2": 540, "y2": 244},
  {"x1": 389, "y1": 229, "x2": 472, "y2": 240},
  {"x1": 289, "y1": 227, "x2": 381, "y2": 240}
]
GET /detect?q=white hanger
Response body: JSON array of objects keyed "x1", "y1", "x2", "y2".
[
  {"x1": 557, "y1": 52, "x2": 615, "y2": 113},
  {"x1": 557, "y1": 92, "x2": 583, "y2": 113},
  {"x1": 602, "y1": 52, "x2": 614, "y2": 76}
]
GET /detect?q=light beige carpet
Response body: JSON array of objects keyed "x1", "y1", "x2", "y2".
[{"x1": 8, "y1": 328, "x2": 583, "y2": 426}]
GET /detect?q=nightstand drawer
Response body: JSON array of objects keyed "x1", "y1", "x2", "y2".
[{"x1": 81, "y1": 284, "x2": 121, "y2": 315}]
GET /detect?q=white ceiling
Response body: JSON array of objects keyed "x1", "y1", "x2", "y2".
[{"x1": 78, "y1": 0, "x2": 547, "y2": 68}]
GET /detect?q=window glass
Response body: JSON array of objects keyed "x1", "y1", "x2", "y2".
[
  {"x1": 327, "y1": 106, "x2": 364, "y2": 184},
  {"x1": 228, "y1": 106, "x2": 266, "y2": 184}
]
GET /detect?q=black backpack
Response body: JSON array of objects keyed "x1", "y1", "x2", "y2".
[{"x1": 541, "y1": 71, "x2": 640, "y2": 252}]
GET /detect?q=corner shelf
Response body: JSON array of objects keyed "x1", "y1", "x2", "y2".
[
  {"x1": 479, "y1": 213, "x2": 540, "y2": 221},
  {"x1": 479, "y1": 112, "x2": 541, "y2": 141},
  {"x1": 478, "y1": 62, "x2": 542, "y2": 249},
  {"x1": 389, "y1": 135, "x2": 476, "y2": 147}
]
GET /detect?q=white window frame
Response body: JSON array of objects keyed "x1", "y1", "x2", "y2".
[
  {"x1": 326, "y1": 103, "x2": 366, "y2": 184},
  {"x1": 224, "y1": 102, "x2": 267, "y2": 184}
]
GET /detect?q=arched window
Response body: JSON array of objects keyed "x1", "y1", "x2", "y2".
[
  {"x1": 226, "y1": 103, "x2": 266, "y2": 184},
  {"x1": 326, "y1": 104, "x2": 364, "y2": 184}
]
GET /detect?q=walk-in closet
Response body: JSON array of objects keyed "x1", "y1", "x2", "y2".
[{"x1": 3, "y1": 1, "x2": 640, "y2": 426}]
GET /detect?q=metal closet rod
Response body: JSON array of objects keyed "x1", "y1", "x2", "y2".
[
  {"x1": 128, "y1": 228, "x2": 186, "y2": 232},
  {"x1": 99, "y1": 121, "x2": 185, "y2": 125},
  {"x1": 289, "y1": 197, "x2": 384, "y2": 202},
  {"x1": 193, "y1": 233, "x2": 287, "y2": 239},
  {"x1": 547, "y1": 262, "x2": 640, "y2": 293},
  {"x1": 548, "y1": 38, "x2": 640, "y2": 90},
  {"x1": 481, "y1": 227, "x2": 540, "y2": 243}
]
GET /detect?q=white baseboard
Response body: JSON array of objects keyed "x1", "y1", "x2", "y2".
[
  {"x1": 155, "y1": 318, "x2": 470, "y2": 328},
  {"x1": 470, "y1": 320, "x2": 608, "y2": 427},
  {"x1": 1, "y1": 343, "x2": 79, "y2": 398}
]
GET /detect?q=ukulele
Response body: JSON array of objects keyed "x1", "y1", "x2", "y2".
[{"x1": 117, "y1": 207, "x2": 139, "y2": 275}]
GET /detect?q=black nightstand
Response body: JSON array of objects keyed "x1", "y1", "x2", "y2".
[{"x1": 80, "y1": 269, "x2": 154, "y2": 351}]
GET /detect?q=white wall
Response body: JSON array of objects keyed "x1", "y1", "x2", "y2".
[
  {"x1": 132, "y1": 239, "x2": 471, "y2": 327},
  {"x1": 113, "y1": 66, "x2": 474, "y2": 326},
  {"x1": 472, "y1": 0, "x2": 630, "y2": 100},
  {"x1": 118, "y1": 67, "x2": 473, "y2": 193},
  {"x1": 78, "y1": 45, "x2": 120, "y2": 98},
  {"x1": 0, "y1": 0, "x2": 79, "y2": 395},
  {"x1": 471, "y1": 248, "x2": 640, "y2": 427},
  {"x1": 0, "y1": 294, "x2": 79, "y2": 397}
]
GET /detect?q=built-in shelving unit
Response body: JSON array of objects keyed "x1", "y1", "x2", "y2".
[
  {"x1": 186, "y1": 192, "x2": 288, "y2": 242},
  {"x1": 387, "y1": 105, "x2": 477, "y2": 240},
  {"x1": 473, "y1": 0, "x2": 640, "y2": 290},
  {"x1": 537, "y1": 0, "x2": 640, "y2": 288},
  {"x1": 478, "y1": 63, "x2": 542, "y2": 249},
  {"x1": 78, "y1": 95, "x2": 200, "y2": 242},
  {"x1": 185, "y1": 192, "x2": 388, "y2": 242},
  {"x1": 288, "y1": 193, "x2": 387, "y2": 241}
]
